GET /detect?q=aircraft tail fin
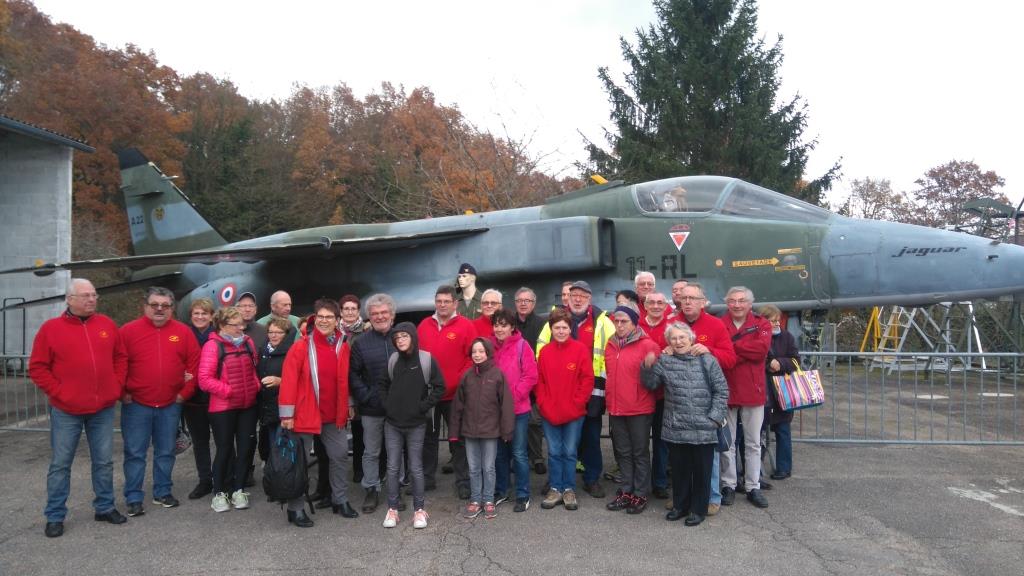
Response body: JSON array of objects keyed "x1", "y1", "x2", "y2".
[{"x1": 118, "y1": 149, "x2": 227, "y2": 255}]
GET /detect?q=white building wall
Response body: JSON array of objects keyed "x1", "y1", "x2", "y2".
[{"x1": 0, "y1": 133, "x2": 72, "y2": 355}]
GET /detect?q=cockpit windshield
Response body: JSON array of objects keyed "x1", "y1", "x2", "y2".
[
  {"x1": 633, "y1": 176, "x2": 832, "y2": 223},
  {"x1": 634, "y1": 176, "x2": 731, "y2": 213}
]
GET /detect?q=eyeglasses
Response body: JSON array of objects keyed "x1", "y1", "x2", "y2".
[
  {"x1": 679, "y1": 296, "x2": 705, "y2": 302},
  {"x1": 481, "y1": 301, "x2": 501, "y2": 306},
  {"x1": 636, "y1": 281, "x2": 655, "y2": 287},
  {"x1": 70, "y1": 293, "x2": 99, "y2": 300},
  {"x1": 612, "y1": 318, "x2": 633, "y2": 325},
  {"x1": 224, "y1": 322, "x2": 244, "y2": 328},
  {"x1": 726, "y1": 299, "x2": 749, "y2": 305},
  {"x1": 647, "y1": 301, "x2": 667, "y2": 306},
  {"x1": 514, "y1": 299, "x2": 535, "y2": 304},
  {"x1": 315, "y1": 315, "x2": 337, "y2": 322},
  {"x1": 147, "y1": 303, "x2": 172, "y2": 310}
]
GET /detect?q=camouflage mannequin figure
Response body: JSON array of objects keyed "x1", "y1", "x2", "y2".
[{"x1": 455, "y1": 263, "x2": 482, "y2": 320}]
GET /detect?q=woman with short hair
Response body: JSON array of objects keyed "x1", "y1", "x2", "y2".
[
  {"x1": 183, "y1": 298, "x2": 216, "y2": 500},
  {"x1": 198, "y1": 306, "x2": 260, "y2": 513},
  {"x1": 759, "y1": 304, "x2": 800, "y2": 481},
  {"x1": 278, "y1": 299, "x2": 358, "y2": 528},
  {"x1": 642, "y1": 322, "x2": 728, "y2": 526}
]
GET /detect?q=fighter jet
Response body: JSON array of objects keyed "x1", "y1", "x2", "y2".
[{"x1": 4, "y1": 149, "x2": 1024, "y2": 317}]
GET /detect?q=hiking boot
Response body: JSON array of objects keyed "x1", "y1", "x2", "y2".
[
  {"x1": 562, "y1": 489, "x2": 579, "y2": 510},
  {"x1": 382, "y1": 508, "x2": 399, "y2": 528},
  {"x1": 746, "y1": 489, "x2": 769, "y2": 508},
  {"x1": 44, "y1": 521, "x2": 64, "y2": 538},
  {"x1": 684, "y1": 513, "x2": 705, "y2": 526},
  {"x1": 706, "y1": 503, "x2": 720, "y2": 516},
  {"x1": 626, "y1": 495, "x2": 647, "y2": 514},
  {"x1": 464, "y1": 502, "x2": 482, "y2": 519},
  {"x1": 413, "y1": 509, "x2": 429, "y2": 529},
  {"x1": 584, "y1": 481, "x2": 605, "y2": 498},
  {"x1": 513, "y1": 497, "x2": 530, "y2": 513},
  {"x1": 603, "y1": 468, "x2": 624, "y2": 484},
  {"x1": 541, "y1": 489, "x2": 562, "y2": 509},
  {"x1": 230, "y1": 489, "x2": 250, "y2": 510},
  {"x1": 153, "y1": 495, "x2": 180, "y2": 508},
  {"x1": 333, "y1": 502, "x2": 359, "y2": 518},
  {"x1": 126, "y1": 502, "x2": 145, "y2": 517},
  {"x1": 721, "y1": 487, "x2": 736, "y2": 506},
  {"x1": 483, "y1": 502, "x2": 497, "y2": 519},
  {"x1": 188, "y1": 482, "x2": 212, "y2": 500},
  {"x1": 211, "y1": 492, "x2": 230, "y2": 513},
  {"x1": 494, "y1": 492, "x2": 510, "y2": 506},
  {"x1": 362, "y1": 487, "x2": 380, "y2": 514},
  {"x1": 606, "y1": 491, "x2": 631, "y2": 511}
]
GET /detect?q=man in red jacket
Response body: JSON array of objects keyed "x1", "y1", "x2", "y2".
[
  {"x1": 119, "y1": 287, "x2": 201, "y2": 517},
  {"x1": 719, "y1": 286, "x2": 772, "y2": 509},
  {"x1": 29, "y1": 278, "x2": 128, "y2": 538},
  {"x1": 417, "y1": 284, "x2": 477, "y2": 498}
]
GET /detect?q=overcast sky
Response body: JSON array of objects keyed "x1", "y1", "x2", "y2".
[{"x1": 30, "y1": 0, "x2": 1024, "y2": 207}]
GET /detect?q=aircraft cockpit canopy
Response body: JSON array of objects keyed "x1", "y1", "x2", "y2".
[{"x1": 634, "y1": 176, "x2": 832, "y2": 223}]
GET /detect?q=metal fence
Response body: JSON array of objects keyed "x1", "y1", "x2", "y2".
[
  {"x1": 795, "y1": 352, "x2": 1022, "y2": 445},
  {"x1": 1, "y1": 355, "x2": 50, "y2": 431},
  {"x1": 4, "y1": 352, "x2": 1022, "y2": 445}
]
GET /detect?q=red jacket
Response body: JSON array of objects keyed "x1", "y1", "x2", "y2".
[
  {"x1": 120, "y1": 317, "x2": 201, "y2": 407},
  {"x1": 536, "y1": 338, "x2": 594, "y2": 425},
  {"x1": 605, "y1": 331, "x2": 661, "y2": 416},
  {"x1": 417, "y1": 314, "x2": 477, "y2": 401},
  {"x1": 279, "y1": 331, "x2": 350, "y2": 435},
  {"x1": 198, "y1": 332, "x2": 260, "y2": 413},
  {"x1": 472, "y1": 315, "x2": 494, "y2": 340},
  {"x1": 680, "y1": 310, "x2": 737, "y2": 371},
  {"x1": 720, "y1": 312, "x2": 772, "y2": 406},
  {"x1": 29, "y1": 311, "x2": 127, "y2": 415}
]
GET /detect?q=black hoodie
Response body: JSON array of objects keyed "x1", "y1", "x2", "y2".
[{"x1": 382, "y1": 322, "x2": 445, "y2": 429}]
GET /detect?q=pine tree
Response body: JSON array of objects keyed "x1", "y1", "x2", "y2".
[{"x1": 588, "y1": 0, "x2": 839, "y2": 203}]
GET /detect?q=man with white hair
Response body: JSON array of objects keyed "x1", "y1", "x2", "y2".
[
  {"x1": 257, "y1": 290, "x2": 301, "y2": 343},
  {"x1": 718, "y1": 286, "x2": 772, "y2": 509},
  {"x1": 634, "y1": 272, "x2": 656, "y2": 318},
  {"x1": 30, "y1": 278, "x2": 129, "y2": 538},
  {"x1": 472, "y1": 289, "x2": 503, "y2": 340}
]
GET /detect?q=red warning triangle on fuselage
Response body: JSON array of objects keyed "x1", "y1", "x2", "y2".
[{"x1": 670, "y1": 231, "x2": 690, "y2": 251}]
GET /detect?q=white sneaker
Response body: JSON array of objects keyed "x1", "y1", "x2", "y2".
[
  {"x1": 382, "y1": 508, "x2": 399, "y2": 528},
  {"x1": 231, "y1": 489, "x2": 250, "y2": 510},
  {"x1": 413, "y1": 508, "x2": 428, "y2": 529},
  {"x1": 211, "y1": 492, "x2": 230, "y2": 513}
]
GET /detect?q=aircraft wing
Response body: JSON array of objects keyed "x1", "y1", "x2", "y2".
[
  {"x1": 0, "y1": 272, "x2": 185, "y2": 311},
  {"x1": 0, "y1": 229, "x2": 488, "y2": 276}
]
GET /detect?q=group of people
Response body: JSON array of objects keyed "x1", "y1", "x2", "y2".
[{"x1": 29, "y1": 266, "x2": 801, "y2": 538}]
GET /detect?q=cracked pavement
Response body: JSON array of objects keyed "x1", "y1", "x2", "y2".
[{"x1": 0, "y1": 430, "x2": 1021, "y2": 575}]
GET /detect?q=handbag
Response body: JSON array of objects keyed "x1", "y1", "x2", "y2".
[
  {"x1": 716, "y1": 421, "x2": 731, "y2": 453},
  {"x1": 771, "y1": 360, "x2": 825, "y2": 411}
]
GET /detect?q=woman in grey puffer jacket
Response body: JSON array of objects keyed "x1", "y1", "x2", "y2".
[{"x1": 642, "y1": 322, "x2": 728, "y2": 526}]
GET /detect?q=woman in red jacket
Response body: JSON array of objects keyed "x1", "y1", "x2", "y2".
[
  {"x1": 535, "y1": 309, "x2": 594, "y2": 511},
  {"x1": 197, "y1": 306, "x2": 260, "y2": 514},
  {"x1": 278, "y1": 298, "x2": 356, "y2": 528}
]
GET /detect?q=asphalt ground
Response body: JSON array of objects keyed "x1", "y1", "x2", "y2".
[{"x1": 0, "y1": 428, "x2": 1022, "y2": 576}]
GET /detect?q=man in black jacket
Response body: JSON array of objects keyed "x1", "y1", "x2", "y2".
[{"x1": 348, "y1": 293, "x2": 397, "y2": 513}]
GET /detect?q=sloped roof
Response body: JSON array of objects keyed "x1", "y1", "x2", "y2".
[{"x1": 0, "y1": 114, "x2": 95, "y2": 153}]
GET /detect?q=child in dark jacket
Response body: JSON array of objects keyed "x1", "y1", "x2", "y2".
[
  {"x1": 380, "y1": 322, "x2": 445, "y2": 529},
  {"x1": 450, "y1": 338, "x2": 514, "y2": 519}
]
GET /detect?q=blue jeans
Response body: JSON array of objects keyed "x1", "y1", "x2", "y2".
[
  {"x1": 578, "y1": 415, "x2": 603, "y2": 486},
  {"x1": 45, "y1": 405, "x2": 116, "y2": 522},
  {"x1": 773, "y1": 421, "x2": 792, "y2": 474},
  {"x1": 495, "y1": 412, "x2": 530, "y2": 499},
  {"x1": 543, "y1": 416, "x2": 584, "y2": 492},
  {"x1": 709, "y1": 452, "x2": 721, "y2": 504},
  {"x1": 122, "y1": 402, "x2": 183, "y2": 503},
  {"x1": 465, "y1": 437, "x2": 498, "y2": 504}
]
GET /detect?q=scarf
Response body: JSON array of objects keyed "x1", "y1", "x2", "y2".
[{"x1": 307, "y1": 329, "x2": 343, "y2": 405}]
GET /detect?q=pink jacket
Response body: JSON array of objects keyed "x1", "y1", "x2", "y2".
[
  {"x1": 491, "y1": 332, "x2": 537, "y2": 415},
  {"x1": 198, "y1": 332, "x2": 260, "y2": 413}
]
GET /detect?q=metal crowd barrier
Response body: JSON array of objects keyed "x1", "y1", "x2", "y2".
[
  {"x1": 4, "y1": 351, "x2": 1021, "y2": 445},
  {"x1": 795, "y1": 352, "x2": 1022, "y2": 445},
  {"x1": 1, "y1": 355, "x2": 50, "y2": 431}
]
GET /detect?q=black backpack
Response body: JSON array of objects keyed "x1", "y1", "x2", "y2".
[{"x1": 263, "y1": 428, "x2": 312, "y2": 509}]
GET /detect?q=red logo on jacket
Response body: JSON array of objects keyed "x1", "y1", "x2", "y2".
[
  {"x1": 446, "y1": 331, "x2": 457, "y2": 340},
  {"x1": 697, "y1": 334, "x2": 708, "y2": 342},
  {"x1": 168, "y1": 335, "x2": 180, "y2": 342},
  {"x1": 566, "y1": 362, "x2": 577, "y2": 371},
  {"x1": 98, "y1": 330, "x2": 109, "y2": 339},
  {"x1": 584, "y1": 326, "x2": 594, "y2": 333}
]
